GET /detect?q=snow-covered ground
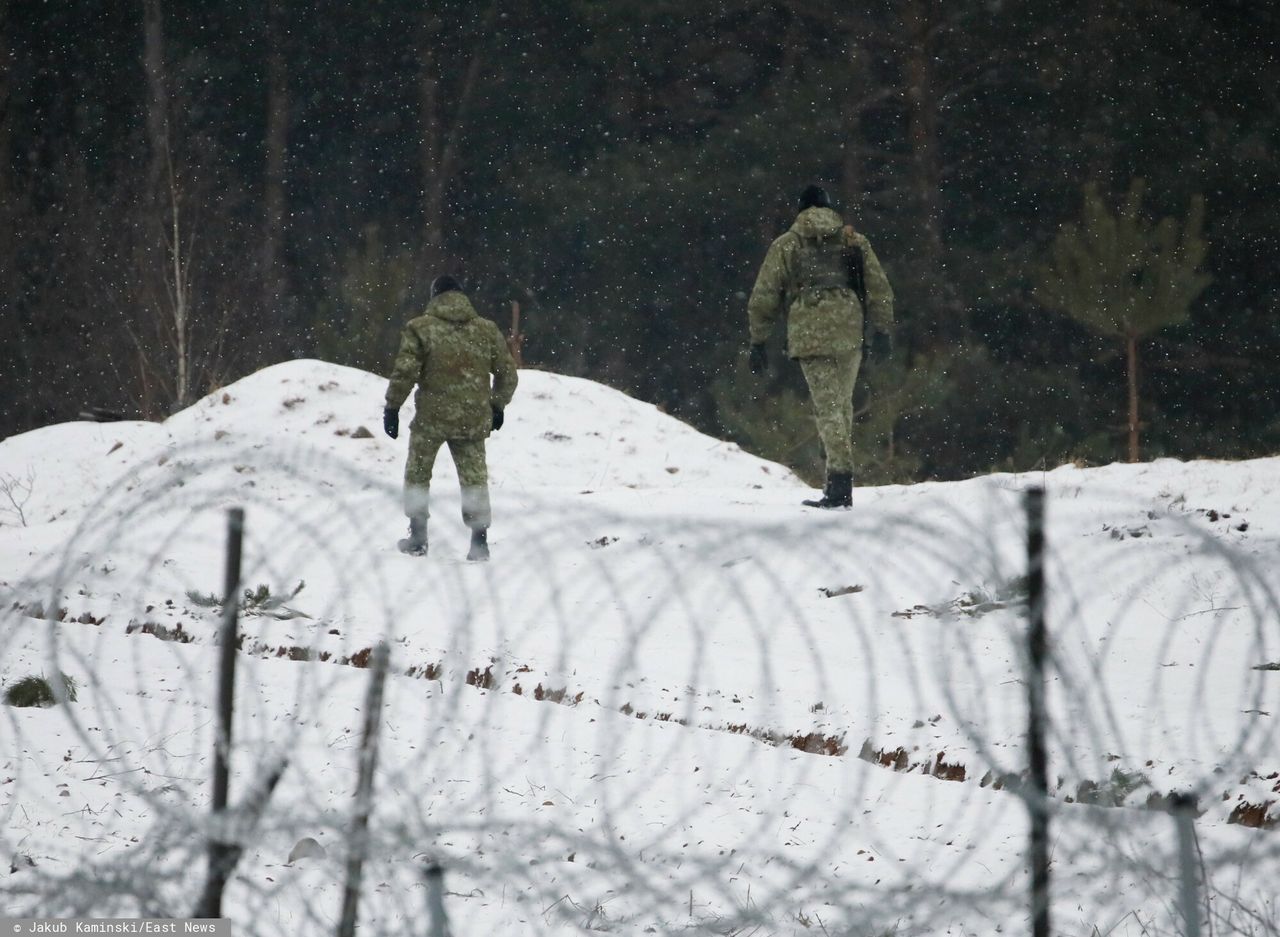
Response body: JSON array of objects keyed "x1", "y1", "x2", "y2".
[{"x1": 2, "y1": 359, "x2": 1279, "y2": 935}]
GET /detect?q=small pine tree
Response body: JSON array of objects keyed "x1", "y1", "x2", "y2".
[
  {"x1": 4, "y1": 673, "x2": 78, "y2": 707},
  {"x1": 313, "y1": 225, "x2": 419, "y2": 374},
  {"x1": 852, "y1": 345, "x2": 959, "y2": 485},
  {"x1": 1035, "y1": 180, "x2": 1211, "y2": 462},
  {"x1": 712, "y1": 363, "x2": 826, "y2": 486},
  {"x1": 712, "y1": 348, "x2": 958, "y2": 486}
]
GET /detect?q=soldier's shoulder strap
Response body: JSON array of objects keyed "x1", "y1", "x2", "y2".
[{"x1": 841, "y1": 225, "x2": 867, "y2": 309}]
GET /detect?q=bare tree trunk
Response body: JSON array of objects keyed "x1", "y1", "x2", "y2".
[
  {"x1": 1126, "y1": 331, "x2": 1139, "y2": 463},
  {"x1": 263, "y1": 0, "x2": 289, "y2": 315},
  {"x1": 418, "y1": 2, "x2": 495, "y2": 276},
  {"x1": 0, "y1": 0, "x2": 25, "y2": 428},
  {"x1": 0, "y1": 0, "x2": 10, "y2": 200},
  {"x1": 169, "y1": 173, "x2": 191, "y2": 409},
  {"x1": 839, "y1": 71, "x2": 864, "y2": 221},
  {"x1": 142, "y1": 0, "x2": 168, "y2": 218},
  {"x1": 839, "y1": 151, "x2": 861, "y2": 220},
  {"x1": 139, "y1": 0, "x2": 195, "y2": 414},
  {"x1": 902, "y1": 0, "x2": 959, "y2": 346},
  {"x1": 418, "y1": 16, "x2": 445, "y2": 273},
  {"x1": 1084, "y1": 0, "x2": 1117, "y2": 188},
  {"x1": 138, "y1": 0, "x2": 170, "y2": 418},
  {"x1": 0, "y1": 0, "x2": 13, "y2": 285}
]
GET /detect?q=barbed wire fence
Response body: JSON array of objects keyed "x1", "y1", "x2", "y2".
[{"x1": 1, "y1": 440, "x2": 1278, "y2": 935}]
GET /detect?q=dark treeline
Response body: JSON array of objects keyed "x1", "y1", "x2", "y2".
[{"x1": 3, "y1": 0, "x2": 1278, "y2": 481}]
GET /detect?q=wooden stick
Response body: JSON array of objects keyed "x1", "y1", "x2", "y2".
[
  {"x1": 508, "y1": 299, "x2": 525, "y2": 367},
  {"x1": 194, "y1": 507, "x2": 245, "y2": 918}
]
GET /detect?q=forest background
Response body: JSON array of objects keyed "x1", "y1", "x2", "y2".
[{"x1": 3, "y1": 0, "x2": 1277, "y2": 483}]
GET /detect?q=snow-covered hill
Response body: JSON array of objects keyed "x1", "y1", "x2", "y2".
[
  {"x1": 2, "y1": 360, "x2": 1279, "y2": 936},
  {"x1": 0, "y1": 360, "x2": 797, "y2": 526}
]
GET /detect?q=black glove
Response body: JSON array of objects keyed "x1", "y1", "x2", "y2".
[
  {"x1": 383, "y1": 407, "x2": 399, "y2": 439},
  {"x1": 867, "y1": 331, "x2": 893, "y2": 365},
  {"x1": 491, "y1": 406, "x2": 505, "y2": 431},
  {"x1": 748, "y1": 343, "x2": 768, "y2": 375}
]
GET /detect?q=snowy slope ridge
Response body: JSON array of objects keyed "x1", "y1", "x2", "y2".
[
  {"x1": 0, "y1": 359, "x2": 797, "y2": 531},
  {"x1": 2, "y1": 359, "x2": 1280, "y2": 937}
]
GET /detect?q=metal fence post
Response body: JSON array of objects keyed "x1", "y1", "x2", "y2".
[
  {"x1": 425, "y1": 863, "x2": 450, "y2": 937},
  {"x1": 1025, "y1": 487, "x2": 1051, "y2": 937},
  {"x1": 1171, "y1": 793, "x2": 1203, "y2": 937},
  {"x1": 337, "y1": 641, "x2": 391, "y2": 937},
  {"x1": 194, "y1": 506, "x2": 245, "y2": 919}
]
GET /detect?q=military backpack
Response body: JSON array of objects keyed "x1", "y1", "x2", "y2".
[{"x1": 795, "y1": 225, "x2": 867, "y2": 309}]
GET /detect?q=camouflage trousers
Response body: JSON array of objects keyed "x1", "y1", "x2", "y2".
[
  {"x1": 799, "y1": 350, "x2": 862, "y2": 475},
  {"x1": 403, "y1": 433, "x2": 491, "y2": 530}
]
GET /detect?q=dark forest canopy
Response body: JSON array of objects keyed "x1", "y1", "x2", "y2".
[{"x1": 2, "y1": 0, "x2": 1277, "y2": 481}]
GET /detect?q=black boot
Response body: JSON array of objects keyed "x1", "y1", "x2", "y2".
[
  {"x1": 802, "y1": 477, "x2": 832, "y2": 508},
  {"x1": 397, "y1": 516, "x2": 428, "y2": 556},
  {"x1": 467, "y1": 528, "x2": 489, "y2": 562},
  {"x1": 802, "y1": 472, "x2": 853, "y2": 509}
]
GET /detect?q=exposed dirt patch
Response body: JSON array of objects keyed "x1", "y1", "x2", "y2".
[
  {"x1": 406, "y1": 661, "x2": 443, "y2": 680},
  {"x1": 42, "y1": 608, "x2": 1280, "y2": 829},
  {"x1": 933, "y1": 752, "x2": 966, "y2": 781},
  {"x1": 1228, "y1": 800, "x2": 1276, "y2": 829},
  {"x1": 125, "y1": 620, "x2": 194, "y2": 643}
]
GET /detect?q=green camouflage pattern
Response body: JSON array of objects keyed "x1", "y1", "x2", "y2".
[
  {"x1": 385, "y1": 291, "x2": 519, "y2": 440},
  {"x1": 799, "y1": 351, "x2": 862, "y2": 474},
  {"x1": 386, "y1": 290, "x2": 517, "y2": 528},
  {"x1": 747, "y1": 207, "x2": 894, "y2": 359},
  {"x1": 404, "y1": 434, "x2": 491, "y2": 530}
]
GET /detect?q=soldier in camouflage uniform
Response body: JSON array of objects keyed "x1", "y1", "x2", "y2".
[
  {"x1": 383, "y1": 275, "x2": 518, "y2": 560},
  {"x1": 747, "y1": 185, "x2": 894, "y2": 508}
]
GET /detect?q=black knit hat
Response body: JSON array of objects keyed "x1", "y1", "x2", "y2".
[
  {"x1": 798, "y1": 184, "x2": 833, "y2": 211},
  {"x1": 430, "y1": 275, "x2": 461, "y2": 298}
]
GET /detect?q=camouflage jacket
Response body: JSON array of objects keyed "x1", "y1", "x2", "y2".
[
  {"x1": 385, "y1": 291, "x2": 519, "y2": 440},
  {"x1": 747, "y1": 207, "x2": 894, "y2": 359}
]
